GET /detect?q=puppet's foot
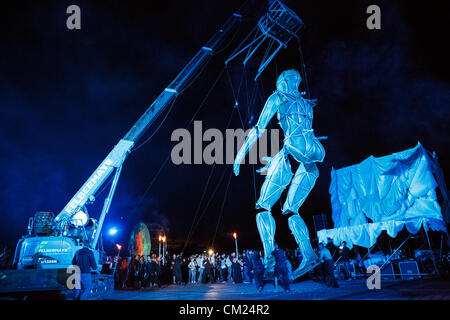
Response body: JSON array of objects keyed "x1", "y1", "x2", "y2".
[
  {"x1": 288, "y1": 214, "x2": 320, "y2": 279},
  {"x1": 291, "y1": 260, "x2": 322, "y2": 280}
]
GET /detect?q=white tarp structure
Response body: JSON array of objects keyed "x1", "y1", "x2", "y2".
[{"x1": 318, "y1": 142, "x2": 448, "y2": 249}]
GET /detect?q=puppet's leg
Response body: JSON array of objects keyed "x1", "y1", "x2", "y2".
[
  {"x1": 288, "y1": 214, "x2": 320, "y2": 276},
  {"x1": 256, "y1": 211, "x2": 276, "y2": 270},
  {"x1": 282, "y1": 162, "x2": 318, "y2": 215},
  {"x1": 283, "y1": 162, "x2": 320, "y2": 277},
  {"x1": 256, "y1": 149, "x2": 293, "y2": 211},
  {"x1": 255, "y1": 150, "x2": 293, "y2": 269}
]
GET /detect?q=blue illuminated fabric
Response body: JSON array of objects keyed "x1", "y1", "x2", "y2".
[
  {"x1": 318, "y1": 142, "x2": 447, "y2": 248},
  {"x1": 318, "y1": 217, "x2": 447, "y2": 249}
]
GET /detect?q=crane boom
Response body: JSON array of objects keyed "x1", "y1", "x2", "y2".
[{"x1": 54, "y1": 12, "x2": 243, "y2": 227}]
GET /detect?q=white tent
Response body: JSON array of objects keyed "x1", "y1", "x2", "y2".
[{"x1": 318, "y1": 142, "x2": 448, "y2": 249}]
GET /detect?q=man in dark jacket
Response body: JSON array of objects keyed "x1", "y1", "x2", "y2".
[
  {"x1": 340, "y1": 241, "x2": 352, "y2": 280},
  {"x1": 319, "y1": 242, "x2": 338, "y2": 288},
  {"x1": 127, "y1": 255, "x2": 140, "y2": 288},
  {"x1": 173, "y1": 254, "x2": 183, "y2": 285},
  {"x1": 231, "y1": 257, "x2": 243, "y2": 284},
  {"x1": 272, "y1": 244, "x2": 290, "y2": 292},
  {"x1": 251, "y1": 251, "x2": 265, "y2": 292},
  {"x1": 242, "y1": 252, "x2": 252, "y2": 283},
  {"x1": 181, "y1": 257, "x2": 189, "y2": 285},
  {"x1": 203, "y1": 258, "x2": 214, "y2": 283},
  {"x1": 72, "y1": 244, "x2": 97, "y2": 300},
  {"x1": 148, "y1": 254, "x2": 161, "y2": 287}
]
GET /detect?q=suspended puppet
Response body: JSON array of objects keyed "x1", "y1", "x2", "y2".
[
  {"x1": 234, "y1": 70, "x2": 326, "y2": 276},
  {"x1": 225, "y1": 2, "x2": 323, "y2": 277}
]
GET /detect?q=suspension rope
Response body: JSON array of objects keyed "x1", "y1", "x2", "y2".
[
  {"x1": 184, "y1": 63, "x2": 250, "y2": 251},
  {"x1": 227, "y1": 64, "x2": 259, "y2": 204},
  {"x1": 183, "y1": 163, "x2": 218, "y2": 252},
  {"x1": 296, "y1": 38, "x2": 311, "y2": 99},
  {"x1": 127, "y1": 67, "x2": 227, "y2": 219},
  {"x1": 210, "y1": 166, "x2": 234, "y2": 249},
  {"x1": 182, "y1": 104, "x2": 236, "y2": 252},
  {"x1": 178, "y1": 56, "x2": 212, "y2": 95},
  {"x1": 186, "y1": 162, "x2": 231, "y2": 249}
]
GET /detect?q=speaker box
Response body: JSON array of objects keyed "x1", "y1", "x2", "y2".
[
  {"x1": 337, "y1": 262, "x2": 356, "y2": 278},
  {"x1": 377, "y1": 262, "x2": 395, "y2": 280},
  {"x1": 313, "y1": 214, "x2": 328, "y2": 233},
  {"x1": 399, "y1": 261, "x2": 420, "y2": 280}
]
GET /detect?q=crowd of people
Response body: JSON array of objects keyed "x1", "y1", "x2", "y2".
[
  {"x1": 101, "y1": 238, "x2": 363, "y2": 292},
  {"x1": 0, "y1": 239, "x2": 364, "y2": 295},
  {"x1": 106, "y1": 250, "x2": 268, "y2": 290}
]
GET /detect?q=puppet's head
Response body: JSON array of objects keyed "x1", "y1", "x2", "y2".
[{"x1": 276, "y1": 69, "x2": 301, "y2": 93}]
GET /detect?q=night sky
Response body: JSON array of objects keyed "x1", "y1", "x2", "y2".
[{"x1": 0, "y1": 1, "x2": 449, "y2": 254}]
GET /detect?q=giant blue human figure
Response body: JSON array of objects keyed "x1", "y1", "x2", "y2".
[{"x1": 234, "y1": 69, "x2": 325, "y2": 275}]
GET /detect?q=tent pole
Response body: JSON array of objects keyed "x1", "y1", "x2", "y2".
[
  {"x1": 424, "y1": 227, "x2": 439, "y2": 275},
  {"x1": 373, "y1": 234, "x2": 412, "y2": 279},
  {"x1": 360, "y1": 244, "x2": 374, "y2": 263}
]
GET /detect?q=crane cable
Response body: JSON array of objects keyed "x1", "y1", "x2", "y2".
[
  {"x1": 182, "y1": 64, "x2": 247, "y2": 252},
  {"x1": 182, "y1": 102, "x2": 237, "y2": 252},
  {"x1": 209, "y1": 64, "x2": 266, "y2": 249},
  {"x1": 127, "y1": 67, "x2": 227, "y2": 223}
]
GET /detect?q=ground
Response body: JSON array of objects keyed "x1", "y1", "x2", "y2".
[{"x1": 107, "y1": 278, "x2": 450, "y2": 300}]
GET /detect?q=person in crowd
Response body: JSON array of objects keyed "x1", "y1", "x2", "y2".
[
  {"x1": 339, "y1": 241, "x2": 352, "y2": 280},
  {"x1": 170, "y1": 257, "x2": 175, "y2": 284},
  {"x1": 160, "y1": 253, "x2": 167, "y2": 276},
  {"x1": 214, "y1": 255, "x2": 221, "y2": 282},
  {"x1": 188, "y1": 257, "x2": 197, "y2": 283},
  {"x1": 141, "y1": 256, "x2": 151, "y2": 287},
  {"x1": 246, "y1": 250, "x2": 254, "y2": 283},
  {"x1": 272, "y1": 243, "x2": 290, "y2": 292},
  {"x1": 326, "y1": 237, "x2": 337, "y2": 259},
  {"x1": 242, "y1": 251, "x2": 251, "y2": 283},
  {"x1": 286, "y1": 257, "x2": 293, "y2": 279},
  {"x1": 182, "y1": 256, "x2": 189, "y2": 285},
  {"x1": 72, "y1": 242, "x2": 98, "y2": 300},
  {"x1": 203, "y1": 257, "x2": 214, "y2": 283},
  {"x1": 319, "y1": 242, "x2": 338, "y2": 288},
  {"x1": 173, "y1": 254, "x2": 182, "y2": 285},
  {"x1": 196, "y1": 254, "x2": 204, "y2": 283},
  {"x1": 225, "y1": 254, "x2": 233, "y2": 281},
  {"x1": 113, "y1": 257, "x2": 121, "y2": 288},
  {"x1": 210, "y1": 253, "x2": 216, "y2": 281},
  {"x1": 148, "y1": 254, "x2": 161, "y2": 287},
  {"x1": 220, "y1": 254, "x2": 227, "y2": 282},
  {"x1": 101, "y1": 257, "x2": 112, "y2": 274},
  {"x1": 161, "y1": 257, "x2": 171, "y2": 285},
  {"x1": 231, "y1": 256, "x2": 243, "y2": 284},
  {"x1": 137, "y1": 256, "x2": 147, "y2": 288},
  {"x1": 251, "y1": 251, "x2": 265, "y2": 292},
  {"x1": 128, "y1": 255, "x2": 141, "y2": 289},
  {"x1": 118, "y1": 257, "x2": 128, "y2": 289}
]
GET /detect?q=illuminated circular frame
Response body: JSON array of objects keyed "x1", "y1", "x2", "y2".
[{"x1": 70, "y1": 208, "x2": 89, "y2": 227}]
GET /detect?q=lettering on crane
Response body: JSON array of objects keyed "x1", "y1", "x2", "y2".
[{"x1": 64, "y1": 159, "x2": 114, "y2": 215}]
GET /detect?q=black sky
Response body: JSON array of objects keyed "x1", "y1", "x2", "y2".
[{"x1": 0, "y1": 0, "x2": 449, "y2": 254}]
